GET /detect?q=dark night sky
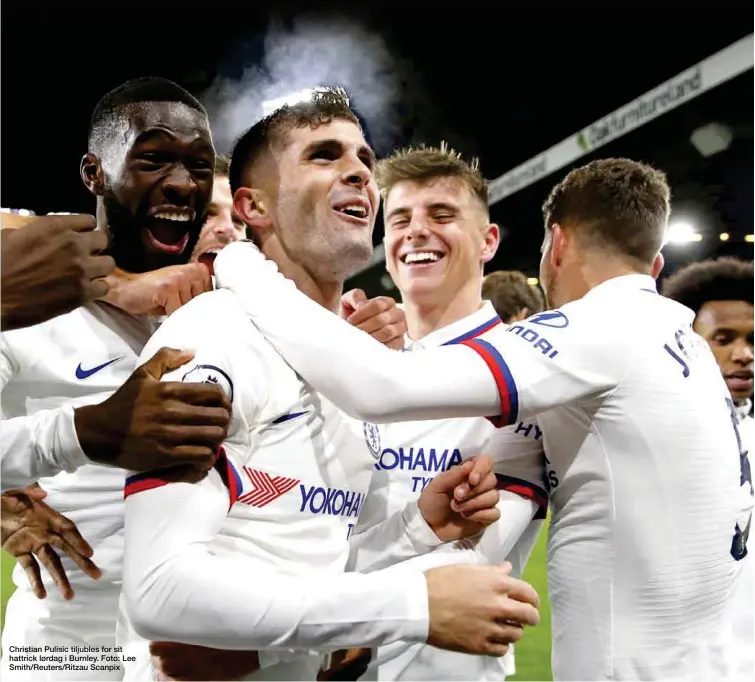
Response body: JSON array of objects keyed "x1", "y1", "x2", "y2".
[{"x1": 2, "y1": 1, "x2": 752, "y2": 291}]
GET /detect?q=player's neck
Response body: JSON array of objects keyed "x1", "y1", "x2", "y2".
[
  {"x1": 274, "y1": 256, "x2": 343, "y2": 312},
  {"x1": 562, "y1": 257, "x2": 652, "y2": 303},
  {"x1": 95, "y1": 199, "x2": 109, "y2": 236},
  {"x1": 403, "y1": 279, "x2": 483, "y2": 341}
]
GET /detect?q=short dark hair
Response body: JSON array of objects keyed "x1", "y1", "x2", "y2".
[
  {"x1": 662, "y1": 257, "x2": 754, "y2": 316},
  {"x1": 229, "y1": 87, "x2": 359, "y2": 194},
  {"x1": 88, "y1": 77, "x2": 207, "y2": 156},
  {"x1": 215, "y1": 154, "x2": 231, "y2": 178},
  {"x1": 482, "y1": 270, "x2": 545, "y2": 323},
  {"x1": 542, "y1": 158, "x2": 670, "y2": 266}
]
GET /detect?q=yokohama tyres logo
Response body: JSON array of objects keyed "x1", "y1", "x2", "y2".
[{"x1": 238, "y1": 467, "x2": 300, "y2": 507}]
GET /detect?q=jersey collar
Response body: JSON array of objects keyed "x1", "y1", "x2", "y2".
[
  {"x1": 735, "y1": 398, "x2": 753, "y2": 421},
  {"x1": 404, "y1": 301, "x2": 502, "y2": 350}
]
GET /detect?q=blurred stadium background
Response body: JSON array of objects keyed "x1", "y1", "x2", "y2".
[{"x1": 1, "y1": 4, "x2": 752, "y2": 680}]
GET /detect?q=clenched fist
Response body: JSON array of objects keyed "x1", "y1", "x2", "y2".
[{"x1": 1, "y1": 214, "x2": 115, "y2": 330}]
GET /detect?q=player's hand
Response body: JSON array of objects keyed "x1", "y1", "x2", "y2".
[
  {"x1": 150, "y1": 642, "x2": 259, "y2": 681},
  {"x1": 340, "y1": 288, "x2": 406, "y2": 350},
  {"x1": 103, "y1": 263, "x2": 212, "y2": 317},
  {"x1": 1, "y1": 484, "x2": 101, "y2": 600},
  {"x1": 74, "y1": 347, "x2": 232, "y2": 472},
  {"x1": 1, "y1": 213, "x2": 115, "y2": 331},
  {"x1": 317, "y1": 648, "x2": 372, "y2": 681},
  {"x1": 425, "y1": 561, "x2": 539, "y2": 656},
  {"x1": 418, "y1": 455, "x2": 500, "y2": 542}
]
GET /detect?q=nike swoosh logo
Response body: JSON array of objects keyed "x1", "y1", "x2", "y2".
[
  {"x1": 271, "y1": 411, "x2": 309, "y2": 425},
  {"x1": 75, "y1": 356, "x2": 124, "y2": 380}
]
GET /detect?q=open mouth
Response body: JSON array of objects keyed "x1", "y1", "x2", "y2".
[
  {"x1": 400, "y1": 250, "x2": 446, "y2": 266},
  {"x1": 145, "y1": 209, "x2": 195, "y2": 254},
  {"x1": 197, "y1": 249, "x2": 220, "y2": 275},
  {"x1": 333, "y1": 201, "x2": 369, "y2": 224}
]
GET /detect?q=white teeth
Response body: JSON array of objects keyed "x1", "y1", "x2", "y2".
[
  {"x1": 338, "y1": 204, "x2": 367, "y2": 218},
  {"x1": 404, "y1": 252, "x2": 440, "y2": 264},
  {"x1": 155, "y1": 213, "x2": 191, "y2": 222}
]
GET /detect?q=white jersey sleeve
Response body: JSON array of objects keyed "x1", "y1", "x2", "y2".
[
  {"x1": 0, "y1": 334, "x2": 89, "y2": 490},
  {"x1": 124, "y1": 466, "x2": 428, "y2": 650},
  {"x1": 122, "y1": 292, "x2": 429, "y2": 650},
  {"x1": 488, "y1": 419, "x2": 548, "y2": 515},
  {"x1": 214, "y1": 242, "x2": 499, "y2": 422},
  {"x1": 214, "y1": 242, "x2": 627, "y2": 426},
  {"x1": 347, "y1": 500, "x2": 445, "y2": 573}
]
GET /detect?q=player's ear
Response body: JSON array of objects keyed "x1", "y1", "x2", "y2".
[
  {"x1": 514, "y1": 307, "x2": 529, "y2": 322},
  {"x1": 550, "y1": 223, "x2": 567, "y2": 268},
  {"x1": 481, "y1": 223, "x2": 500, "y2": 263},
  {"x1": 234, "y1": 187, "x2": 273, "y2": 232},
  {"x1": 651, "y1": 252, "x2": 665, "y2": 279},
  {"x1": 80, "y1": 154, "x2": 105, "y2": 196}
]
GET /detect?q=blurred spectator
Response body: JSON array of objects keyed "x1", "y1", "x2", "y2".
[{"x1": 482, "y1": 269, "x2": 545, "y2": 323}]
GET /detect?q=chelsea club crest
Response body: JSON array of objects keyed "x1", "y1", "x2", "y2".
[{"x1": 363, "y1": 422, "x2": 382, "y2": 459}]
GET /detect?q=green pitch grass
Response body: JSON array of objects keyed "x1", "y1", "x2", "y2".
[{"x1": 0, "y1": 527, "x2": 553, "y2": 680}]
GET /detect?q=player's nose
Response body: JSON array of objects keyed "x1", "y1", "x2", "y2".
[
  {"x1": 406, "y1": 216, "x2": 431, "y2": 241},
  {"x1": 732, "y1": 338, "x2": 755, "y2": 365},
  {"x1": 163, "y1": 165, "x2": 197, "y2": 202}
]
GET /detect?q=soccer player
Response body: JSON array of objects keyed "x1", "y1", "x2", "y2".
[
  {"x1": 338, "y1": 144, "x2": 546, "y2": 681},
  {"x1": 482, "y1": 270, "x2": 544, "y2": 323},
  {"x1": 99, "y1": 155, "x2": 241, "y2": 317},
  {"x1": 189, "y1": 154, "x2": 247, "y2": 267},
  {"x1": 0, "y1": 77, "x2": 232, "y2": 681},
  {"x1": 663, "y1": 256, "x2": 754, "y2": 680},
  {"x1": 120, "y1": 89, "x2": 540, "y2": 682},
  {"x1": 215, "y1": 157, "x2": 751, "y2": 680}
]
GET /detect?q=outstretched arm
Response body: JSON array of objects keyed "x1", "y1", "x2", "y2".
[
  {"x1": 215, "y1": 242, "x2": 625, "y2": 427},
  {"x1": 214, "y1": 243, "x2": 501, "y2": 423}
]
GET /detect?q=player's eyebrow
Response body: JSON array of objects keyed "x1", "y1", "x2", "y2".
[
  {"x1": 425, "y1": 202, "x2": 459, "y2": 214},
  {"x1": 301, "y1": 138, "x2": 376, "y2": 171}
]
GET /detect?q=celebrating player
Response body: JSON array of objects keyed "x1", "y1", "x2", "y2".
[
  {"x1": 343, "y1": 144, "x2": 547, "y2": 681},
  {"x1": 215, "y1": 157, "x2": 751, "y2": 680},
  {"x1": 1, "y1": 77, "x2": 231, "y2": 681},
  {"x1": 120, "y1": 88, "x2": 540, "y2": 682}
]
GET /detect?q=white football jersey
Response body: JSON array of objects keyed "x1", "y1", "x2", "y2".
[
  {"x1": 212, "y1": 245, "x2": 752, "y2": 680},
  {"x1": 0, "y1": 303, "x2": 156, "y2": 591},
  {"x1": 716, "y1": 401, "x2": 754, "y2": 681},
  {"x1": 356, "y1": 303, "x2": 547, "y2": 681},
  {"x1": 462, "y1": 275, "x2": 751, "y2": 680},
  {"x1": 118, "y1": 289, "x2": 379, "y2": 681}
]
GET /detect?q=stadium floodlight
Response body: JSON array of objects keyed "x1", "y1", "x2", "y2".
[
  {"x1": 262, "y1": 86, "x2": 349, "y2": 117},
  {"x1": 664, "y1": 221, "x2": 702, "y2": 245},
  {"x1": 527, "y1": 277, "x2": 539, "y2": 286},
  {"x1": 746, "y1": 235, "x2": 754, "y2": 243},
  {"x1": 690, "y1": 122, "x2": 733, "y2": 158},
  {"x1": 719, "y1": 232, "x2": 730, "y2": 241}
]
